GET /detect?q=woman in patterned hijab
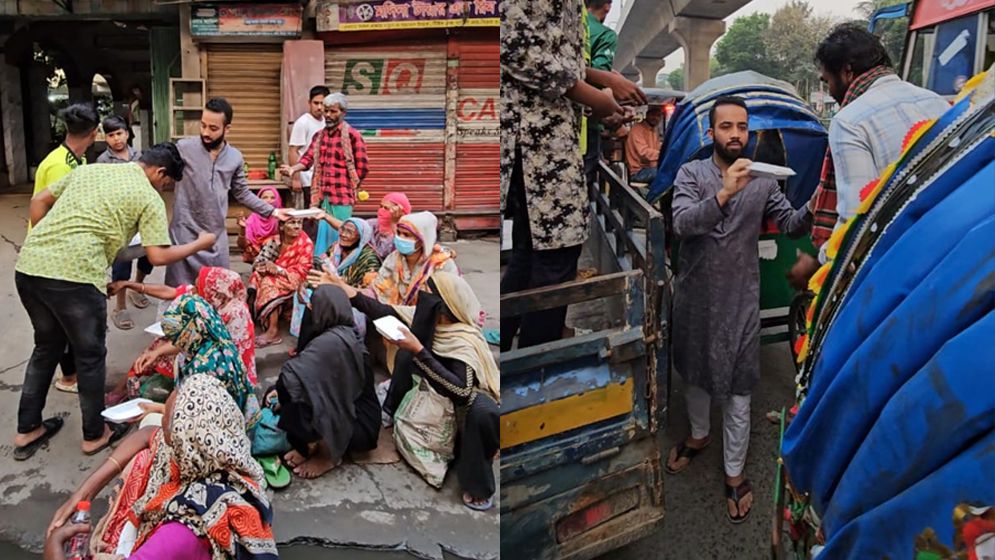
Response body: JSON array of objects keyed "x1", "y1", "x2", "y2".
[
  {"x1": 161, "y1": 293, "x2": 260, "y2": 429},
  {"x1": 131, "y1": 375, "x2": 277, "y2": 559},
  {"x1": 49, "y1": 376, "x2": 277, "y2": 559}
]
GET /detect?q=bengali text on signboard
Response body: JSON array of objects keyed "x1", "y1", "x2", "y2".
[
  {"x1": 327, "y1": 0, "x2": 499, "y2": 31},
  {"x1": 191, "y1": 3, "x2": 303, "y2": 38}
]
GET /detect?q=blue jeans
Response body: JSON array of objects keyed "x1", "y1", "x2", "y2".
[{"x1": 15, "y1": 273, "x2": 107, "y2": 440}]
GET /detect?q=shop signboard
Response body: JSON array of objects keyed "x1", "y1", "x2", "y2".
[
  {"x1": 318, "y1": 0, "x2": 499, "y2": 32},
  {"x1": 191, "y1": 3, "x2": 303, "y2": 38}
]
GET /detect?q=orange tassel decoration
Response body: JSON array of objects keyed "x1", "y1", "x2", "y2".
[
  {"x1": 795, "y1": 334, "x2": 810, "y2": 364},
  {"x1": 808, "y1": 262, "x2": 832, "y2": 295}
]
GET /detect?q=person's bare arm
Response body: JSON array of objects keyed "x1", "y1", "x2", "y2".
[
  {"x1": 48, "y1": 427, "x2": 157, "y2": 536},
  {"x1": 29, "y1": 189, "x2": 57, "y2": 226},
  {"x1": 586, "y1": 68, "x2": 647, "y2": 106},
  {"x1": 107, "y1": 281, "x2": 179, "y2": 301},
  {"x1": 144, "y1": 232, "x2": 216, "y2": 267},
  {"x1": 566, "y1": 81, "x2": 623, "y2": 120}
]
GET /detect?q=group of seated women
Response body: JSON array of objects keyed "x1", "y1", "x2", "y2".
[{"x1": 45, "y1": 190, "x2": 499, "y2": 558}]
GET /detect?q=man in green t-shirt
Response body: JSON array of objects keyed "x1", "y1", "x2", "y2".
[
  {"x1": 584, "y1": 0, "x2": 619, "y2": 184},
  {"x1": 31, "y1": 104, "x2": 99, "y2": 394},
  {"x1": 12, "y1": 143, "x2": 216, "y2": 460}
]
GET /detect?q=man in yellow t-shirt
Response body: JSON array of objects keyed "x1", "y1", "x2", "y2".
[
  {"x1": 30, "y1": 104, "x2": 99, "y2": 394},
  {"x1": 13, "y1": 143, "x2": 216, "y2": 460}
]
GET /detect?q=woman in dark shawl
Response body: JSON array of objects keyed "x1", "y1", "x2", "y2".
[
  {"x1": 276, "y1": 285, "x2": 380, "y2": 478},
  {"x1": 312, "y1": 270, "x2": 500, "y2": 510}
]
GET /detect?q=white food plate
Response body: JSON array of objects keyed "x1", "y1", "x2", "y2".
[
  {"x1": 748, "y1": 162, "x2": 796, "y2": 179},
  {"x1": 286, "y1": 208, "x2": 323, "y2": 219},
  {"x1": 373, "y1": 315, "x2": 408, "y2": 342},
  {"x1": 145, "y1": 322, "x2": 165, "y2": 337},
  {"x1": 102, "y1": 398, "x2": 154, "y2": 423}
]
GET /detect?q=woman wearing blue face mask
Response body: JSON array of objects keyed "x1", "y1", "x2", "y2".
[{"x1": 371, "y1": 211, "x2": 460, "y2": 306}]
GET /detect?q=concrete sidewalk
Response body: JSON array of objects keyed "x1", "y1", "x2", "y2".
[{"x1": 0, "y1": 193, "x2": 500, "y2": 559}]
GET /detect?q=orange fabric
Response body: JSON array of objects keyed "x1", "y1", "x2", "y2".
[{"x1": 625, "y1": 121, "x2": 661, "y2": 173}]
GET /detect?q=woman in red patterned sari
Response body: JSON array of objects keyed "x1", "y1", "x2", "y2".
[{"x1": 249, "y1": 218, "x2": 314, "y2": 347}]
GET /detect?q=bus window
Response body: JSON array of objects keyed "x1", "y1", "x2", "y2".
[
  {"x1": 906, "y1": 29, "x2": 935, "y2": 89},
  {"x1": 927, "y1": 13, "x2": 978, "y2": 95},
  {"x1": 985, "y1": 9, "x2": 995, "y2": 70}
]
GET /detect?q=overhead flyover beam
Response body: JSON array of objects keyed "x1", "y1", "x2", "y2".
[{"x1": 615, "y1": 0, "x2": 753, "y2": 86}]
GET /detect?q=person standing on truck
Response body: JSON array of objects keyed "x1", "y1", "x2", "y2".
[
  {"x1": 500, "y1": 0, "x2": 642, "y2": 351},
  {"x1": 665, "y1": 96, "x2": 814, "y2": 524},
  {"x1": 625, "y1": 106, "x2": 662, "y2": 183},
  {"x1": 583, "y1": 0, "x2": 618, "y2": 185},
  {"x1": 788, "y1": 24, "x2": 948, "y2": 288}
]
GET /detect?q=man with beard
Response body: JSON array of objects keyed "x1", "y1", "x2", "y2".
[
  {"x1": 280, "y1": 92, "x2": 369, "y2": 257},
  {"x1": 165, "y1": 97, "x2": 289, "y2": 286},
  {"x1": 788, "y1": 25, "x2": 947, "y2": 287},
  {"x1": 664, "y1": 96, "x2": 814, "y2": 524}
]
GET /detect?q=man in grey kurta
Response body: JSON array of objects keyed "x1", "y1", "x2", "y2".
[
  {"x1": 665, "y1": 96, "x2": 813, "y2": 523},
  {"x1": 165, "y1": 98, "x2": 286, "y2": 286}
]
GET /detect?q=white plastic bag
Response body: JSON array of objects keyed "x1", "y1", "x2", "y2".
[{"x1": 392, "y1": 375, "x2": 456, "y2": 488}]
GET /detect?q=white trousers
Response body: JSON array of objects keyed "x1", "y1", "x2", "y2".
[{"x1": 685, "y1": 384, "x2": 751, "y2": 478}]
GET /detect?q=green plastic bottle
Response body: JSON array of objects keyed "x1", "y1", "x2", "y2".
[{"x1": 267, "y1": 152, "x2": 277, "y2": 180}]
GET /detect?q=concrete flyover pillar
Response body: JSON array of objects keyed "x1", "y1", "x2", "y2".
[
  {"x1": 634, "y1": 57, "x2": 664, "y2": 88},
  {"x1": 668, "y1": 16, "x2": 726, "y2": 90}
]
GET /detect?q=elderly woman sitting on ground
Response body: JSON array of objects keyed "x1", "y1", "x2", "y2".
[
  {"x1": 312, "y1": 270, "x2": 500, "y2": 511},
  {"x1": 249, "y1": 217, "x2": 314, "y2": 347},
  {"x1": 105, "y1": 267, "x2": 257, "y2": 406}
]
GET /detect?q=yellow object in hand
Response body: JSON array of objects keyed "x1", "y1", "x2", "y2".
[{"x1": 357, "y1": 190, "x2": 370, "y2": 202}]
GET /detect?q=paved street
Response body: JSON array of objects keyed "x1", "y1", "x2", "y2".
[
  {"x1": 608, "y1": 342, "x2": 797, "y2": 560},
  {"x1": 0, "y1": 191, "x2": 499, "y2": 559}
]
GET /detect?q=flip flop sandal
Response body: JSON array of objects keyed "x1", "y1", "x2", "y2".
[
  {"x1": 84, "y1": 423, "x2": 131, "y2": 456},
  {"x1": 54, "y1": 378, "x2": 79, "y2": 393},
  {"x1": 255, "y1": 336, "x2": 283, "y2": 348},
  {"x1": 14, "y1": 417, "x2": 64, "y2": 461},
  {"x1": 112, "y1": 309, "x2": 135, "y2": 330},
  {"x1": 129, "y1": 291, "x2": 151, "y2": 309},
  {"x1": 665, "y1": 438, "x2": 711, "y2": 475},
  {"x1": 725, "y1": 479, "x2": 754, "y2": 524},
  {"x1": 463, "y1": 494, "x2": 494, "y2": 512},
  {"x1": 258, "y1": 456, "x2": 291, "y2": 490},
  {"x1": 483, "y1": 328, "x2": 500, "y2": 346}
]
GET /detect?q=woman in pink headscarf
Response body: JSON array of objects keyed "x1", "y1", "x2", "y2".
[
  {"x1": 313, "y1": 192, "x2": 411, "y2": 260},
  {"x1": 237, "y1": 186, "x2": 283, "y2": 263}
]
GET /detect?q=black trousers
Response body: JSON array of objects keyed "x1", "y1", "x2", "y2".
[
  {"x1": 456, "y1": 394, "x2": 500, "y2": 499},
  {"x1": 500, "y1": 151, "x2": 583, "y2": 351},
  {"x1": 15, "y1": 272, "x2": 107, "y2": 440},
  {"x1": 583, "y1": 124, "x2": 602, "y2": 187}
]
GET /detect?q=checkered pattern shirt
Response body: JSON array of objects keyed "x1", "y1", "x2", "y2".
[
  {"x1": 299, "y1": 124, "x2": 369, "y2": 206},
  {"x1": 820, "y1": 76, "x2": 948, "y2": 261}
]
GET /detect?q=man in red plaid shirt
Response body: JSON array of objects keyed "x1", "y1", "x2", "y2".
[{"x1": 281, "y1": 92, "x2": 369, "y2": 256}]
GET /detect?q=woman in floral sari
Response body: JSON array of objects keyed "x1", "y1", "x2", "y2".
[
  {"x1": 237, "y1": 186, "x2": 282, "y2": 263},
  {"x1": 106, "y1": 267, "x2": 257, "y2": 406},
  {"x1": 371, "y1": 211, "x2": 459, "y2": 306},
  {"x1": 249, "y1": 217, "x2": 314, "y2": 347},
  {"x1": 48, "y1": 375, "x2": 278, "y2": 559}
]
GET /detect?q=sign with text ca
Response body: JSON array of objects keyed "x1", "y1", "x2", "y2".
[
  {"x1": 191, "y1": 3, "x2": 303, "y2": 37},
  {"x1": 320, "y1": 0, "x2": 499, "y2": 32}
]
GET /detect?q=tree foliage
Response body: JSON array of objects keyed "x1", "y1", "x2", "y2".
[
  {"x1": 714, "y1": 13, "x2": 773, "y2": 74},
  {"x1": 711, "y1": 1, "x2": 838, "y2": 99}
]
